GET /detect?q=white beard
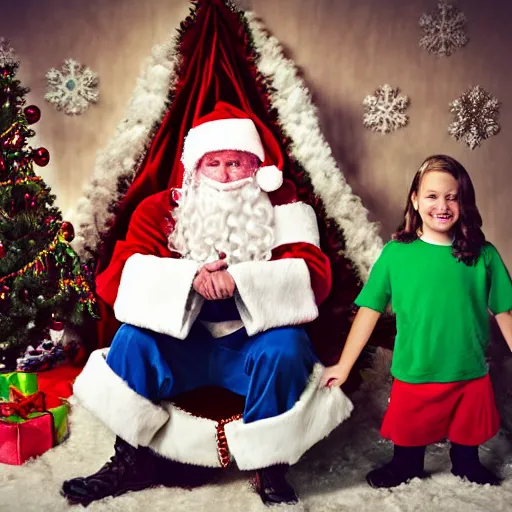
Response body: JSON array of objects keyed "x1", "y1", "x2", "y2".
[{"x1": 168, "y1": 178, "x2": 275, "y2": 264}]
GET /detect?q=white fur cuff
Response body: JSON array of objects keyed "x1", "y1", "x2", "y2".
[
  {"x1": 228, "y1": 258, "x2": 319, "y2": 336},
  {"x1": 114, "y1": 254, "x2": 203, "y2": 340}
]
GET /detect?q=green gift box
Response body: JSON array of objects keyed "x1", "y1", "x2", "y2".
[{"x1": 0, "y1": 372, "x2": 70, "y2": 465}]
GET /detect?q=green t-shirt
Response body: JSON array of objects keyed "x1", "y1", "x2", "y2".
[{"x1": 355, "y1": 239, "x2": 512, "y2": 383}]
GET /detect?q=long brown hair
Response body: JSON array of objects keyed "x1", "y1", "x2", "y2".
[{"x1": 392, "y1": 155, "x2": 485, "y2": 265}]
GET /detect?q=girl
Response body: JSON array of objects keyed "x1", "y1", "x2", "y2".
[{"x1": 321, "y1": 155, "x2": 512, "y2": 488}]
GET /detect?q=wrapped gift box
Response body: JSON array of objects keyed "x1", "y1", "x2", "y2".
[{"x1": 0, "y1": 372, "x2": 70, "y2": 465}]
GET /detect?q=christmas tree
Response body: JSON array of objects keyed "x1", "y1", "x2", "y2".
[{"x1": 0, "y1": 38, "x2": 97, "y2": 371}]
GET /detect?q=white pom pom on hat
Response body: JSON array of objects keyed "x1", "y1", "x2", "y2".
[{"x1": 256, "y1": 165, "x2": 284, "y2": 192}]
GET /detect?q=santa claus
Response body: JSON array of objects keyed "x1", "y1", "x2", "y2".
[{"x1": 62, "y1": 102, "x2": 353, "y2": 506}]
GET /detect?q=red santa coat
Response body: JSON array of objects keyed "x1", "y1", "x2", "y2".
[{"x1": 96, "y1": 187, "x2": 332, "y2": 340}]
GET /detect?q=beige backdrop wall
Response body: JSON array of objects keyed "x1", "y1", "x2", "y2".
[{"x1": 1, "y1": 0, "x2": 511, "y2": 267}]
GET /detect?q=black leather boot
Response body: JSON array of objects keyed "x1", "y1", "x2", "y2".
[
  {"x1": 61, "y1": 437, "x2": 163, "y2": 506},
  {"x1": 366, "y1": 445, "x2": 429, "y2": 488},
  {"x1": 254, "y1": 464, "x2": 298, "y2": 505},
  {"x1": 450, "y1": 443, "x2": 501, "y2": 486}
]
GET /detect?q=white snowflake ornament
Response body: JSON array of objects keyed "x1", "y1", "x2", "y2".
[
  {"x1": 448, "y1": 86, "x2": 500, "y2": 150},
  {"x1": 45, "y1": 58, "x2": 99, "y2": 115},
  {"x1": 362, "y1": 84, "x2": 410, "y2": 134},
  {"x1": 419, "y1": 1, "x2": 468, "y2": 57},
  {"x1": 0, "y1": 37, "x2": 19, "y2": 68}
]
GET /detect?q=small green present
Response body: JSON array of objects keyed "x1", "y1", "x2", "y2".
[{"x1": 0, "y1": 372, "x2": 70, "y2": 465}]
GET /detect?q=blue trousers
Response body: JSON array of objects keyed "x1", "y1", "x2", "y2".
[{"x1": 106, "y1": 323, "x2": 318, "y2": 423}]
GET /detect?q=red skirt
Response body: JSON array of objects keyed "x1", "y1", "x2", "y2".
[{"x1": 380, "y1": 374, "x2": 500, "y2": 446}]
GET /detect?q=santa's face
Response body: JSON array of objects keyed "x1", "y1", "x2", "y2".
[
  {"x1": 169, "y1": 152, "x2": 275, "y2": 265},
  {"x1": 196, "y1": 150, "x2": 259, "y2": 189}
]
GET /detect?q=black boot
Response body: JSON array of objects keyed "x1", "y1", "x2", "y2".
[
  {"x1": 254, "y1": 464, "x2": 298, "y2": 506},
  {"x1": 366, "y1": 445, "x2": 428, "y2": 489},
  {"x1": 61, "y1": 437, "x2": 162, "y2": 506},
  {"x1": 450, "y1": 443, "x2": 501, "y2": 486}
]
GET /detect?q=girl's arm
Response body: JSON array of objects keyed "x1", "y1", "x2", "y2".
[
  {"x1": 320, "y1": 307, "x2": 382, "y2": 387},
  {"x1": 495, "y1": 310, "x2": 512, "y2": 351}
]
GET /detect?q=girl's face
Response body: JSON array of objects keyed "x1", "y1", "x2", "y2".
[{"x1": 411, "y1": 170, "x2": 460, "y2": 243}]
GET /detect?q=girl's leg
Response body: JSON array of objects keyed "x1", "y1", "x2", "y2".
[
  {"x1": 450, "y1": 443, "x2": 500, "y2": 486},
  {"x1": 448, "y1": 375, "x2": 501, "y2": 485},
  {"x1": 366, "y1": 445, "x2": 427, "y2": 489}
]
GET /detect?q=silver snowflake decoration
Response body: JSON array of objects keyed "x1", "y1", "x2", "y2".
[
  {"x1": 419, "y1": 1, "x2": 468, "y2": 57},
  {"x1": 44, "y1": 58, "x2": 99, "y2": 115},
  {"x1": 448, "y1": 86, "x2": 500, "y2": 150},
  {"x1": 362, "y1": 84, "x2": 410, "y2": 134},
  {"x1": 0, "y1": 37, "x2": 19, "y2": 68}
]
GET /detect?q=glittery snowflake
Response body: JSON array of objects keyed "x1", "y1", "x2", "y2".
[
  {"x1": 419, "y1": 1, "x2": 468, "y2": 57},
  {"x1": 0, "y1": 37, "x2": 19, "y2": 68},
  {"x1": 362, "y1": 84, "x2": 409, "y2": 134},
  {"x1": 44, "y1": 59, "x2": 99, "y2": 115},
  {"x1": 448, "y1": 86, "x2": 500, "y2": 150}
]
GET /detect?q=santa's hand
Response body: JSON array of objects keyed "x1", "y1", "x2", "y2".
[
  {"x1": 209, "y1": 270, "x2": 235, "y2": 300},
  {"x1": 319, "y1": 364, "x2": 350, "y2": 389},
  {"x1": 201, "y1": 258, "x2": 228, "y2": 273},
  {"x1": 193, "y1": 259, "x2": 227, "y2": 299},
  {"x1": 193, "y1": 269, "x2": 214, "y2": 300}
]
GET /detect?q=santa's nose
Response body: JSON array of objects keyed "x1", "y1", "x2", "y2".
[{"x1": 216, "y1": 165, "x2": 231, "y2": 182}]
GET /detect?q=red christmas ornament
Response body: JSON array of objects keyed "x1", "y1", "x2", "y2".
[
  {"x1": 0, "y1": 241, "x2": 4, "y2": 259},
  {"x1": 60, "y1": 221, "x2": 75, "y2": 242},
  {"x1": 0, "y1": 155, "x2": 5, "y2": 172},
  {"x1": 24, "y1": 105, "x2": 41, "y2": 125},
  {"x1": 32, "y1": 147, "x2": 50, "y2": 167}
]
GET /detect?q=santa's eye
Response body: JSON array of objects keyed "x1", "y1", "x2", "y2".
[
  {"x1": 206, "y1": 160, "x2": 220, "y2": 167},
  {"x1": 227, "y1": 160, "x2": 240, "y2": 167}
]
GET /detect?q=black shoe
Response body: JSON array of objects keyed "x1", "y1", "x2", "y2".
[
  {"x1": 61, "y1": 437, "x2": 162, "y2": 506},
  {"x1": 366, "y1": 445, "x2": 428, "y2": 489},
  {"x1": 366, "y1": 460, "x2": 429, "y2": 488},
  {"x1": 254, "y1": 465, "x2": 298, "y2": 505},
  {"x1": 450, "y1": 443, "x2": 501, "y2": 486}
]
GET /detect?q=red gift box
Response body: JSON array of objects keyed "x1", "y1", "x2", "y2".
[{"x1": 0, "y1": 413, "x2": 54, "y2": 465}]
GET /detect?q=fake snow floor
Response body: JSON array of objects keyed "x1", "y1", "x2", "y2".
[{"x1": 2, "y1": 367, "x2": 511, "y2": 512}]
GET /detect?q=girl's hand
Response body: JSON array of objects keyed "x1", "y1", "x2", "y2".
[{"x1": 319, "y1": 364, "x2": 350, "y2": 388}]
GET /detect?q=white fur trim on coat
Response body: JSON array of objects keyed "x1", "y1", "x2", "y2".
[
  {"x1": 181, "y1": 118, "x2": 265, "y2": 175},
  {"x1": 114, "y1": 254, "x2": 203, "y2": 340},
  {"x1": 74, "y1": 352, "x2": 352, "y2": 469},
  {"x1": 73, "y1": 349, "x2": 169, "y2": 447},
  {"x1": 227, "y1": 258, "x2": 318, "y2": 336},
  {"x1": 273, "y1": 202, "x2": 320, "y2": 248},
  {"x1": 225, "y1": 363, "x2": 353, "y2": 470},
  {"x1": 149, "y1": 402, "x2": 222, "y2": 467}
]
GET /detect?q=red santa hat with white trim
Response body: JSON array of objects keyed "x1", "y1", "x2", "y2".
[{"x1": 181, "y1": 101, "x2": 284, "y2": 192}]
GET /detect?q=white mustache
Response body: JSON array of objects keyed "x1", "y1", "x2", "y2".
[{"x1": 199, "y1": 175, "x2": 255, "y2": 192}]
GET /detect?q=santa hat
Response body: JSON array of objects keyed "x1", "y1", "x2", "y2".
[{"x1": 181, "y1": 102, "x2": 284, "y2": 192}]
